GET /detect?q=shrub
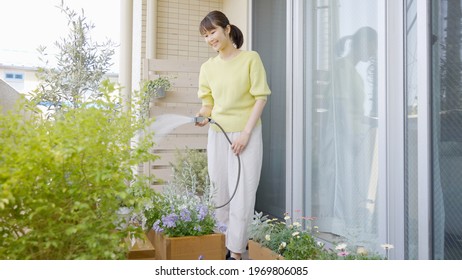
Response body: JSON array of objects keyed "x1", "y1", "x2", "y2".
[
  {"x1": 170, "y1": 148, "x2": 208, "y2": 195},
  {"x1": 32, "y1": 2, "x2": 115, "y2": 110},
  {"x1": 0, "y1": 82, "x2": 158, "y2": 259}
]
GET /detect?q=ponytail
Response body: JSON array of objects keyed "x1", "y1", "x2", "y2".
[{"x1": 229, "y1": 24, "x2": 244, "y2": 49}]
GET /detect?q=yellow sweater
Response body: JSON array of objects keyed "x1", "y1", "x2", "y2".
[{"x1": 197, "y1": 50, "x2": 271, "y2": 132}]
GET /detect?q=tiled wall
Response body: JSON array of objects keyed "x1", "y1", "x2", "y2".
[{"x1": 156, "y1": 0, "x2": 221, "y2": 61}]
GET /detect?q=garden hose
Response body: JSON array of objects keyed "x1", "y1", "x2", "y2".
[{"x1": 194, "y1": 116, "x2": 241, "y2": 209}]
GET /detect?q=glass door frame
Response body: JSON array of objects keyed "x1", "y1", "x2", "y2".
[{"x1": 284, "y1": 0, "x2": 432, "y2": 259}]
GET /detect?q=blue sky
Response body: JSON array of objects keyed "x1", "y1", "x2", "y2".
[{"x1": 0, "y1": 0, "x2": 120, "y2": 72}]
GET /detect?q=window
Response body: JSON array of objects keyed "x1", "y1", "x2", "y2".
[{"x1": 4, "y1": 72, "x2": 24, "y2": 81}]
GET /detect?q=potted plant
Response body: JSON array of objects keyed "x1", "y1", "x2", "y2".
[
  {"x1": 142, "y1": 76, "x2": 172, "y2": 99},
  {"x1": 145, "y1": 181, "x2": 227, "y2": 260},
  {"x1": 247, "y1": 211, "x2": 387, "y2": 260}
]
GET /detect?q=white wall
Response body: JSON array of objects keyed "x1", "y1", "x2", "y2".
[{"x1": 223, "y1": 0, "x2": 250, "y2": 50}]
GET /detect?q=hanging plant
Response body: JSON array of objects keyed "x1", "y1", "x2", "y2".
[{"x1": 142, "y1": 76, "x2": 172, "y2": 99}]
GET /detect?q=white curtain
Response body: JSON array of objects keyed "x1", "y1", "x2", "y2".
[{"x1": 311, "y1": 0, "x2": 379, "y2": 248}]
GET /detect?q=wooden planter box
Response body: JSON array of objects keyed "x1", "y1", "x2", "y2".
[
  {"x1": 248, "y1": 240, "x2": 285, "y2": 260},
  {"x1": 151, "y1": 230, "x2": 226, "y2": 260},
  {"x1": 127, "y1": 234, "x2": 156, "y2": 260}
]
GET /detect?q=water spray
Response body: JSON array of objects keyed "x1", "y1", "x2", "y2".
[
  {"x1": 193, "y1": 116, "x2": 241, "y2": 209},
  {"x1": 150, "y1": 114, "x2": 241, "y2": 209}
]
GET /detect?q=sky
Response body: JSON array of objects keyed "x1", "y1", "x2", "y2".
[{"x1": 0, "y1": 0, "x2": 120, "y2": 72}]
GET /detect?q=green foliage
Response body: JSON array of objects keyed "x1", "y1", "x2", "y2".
[
  {"x1": 138, "y1": 77, "x2": 173, "y2": 120},
  {"x1": 248, "y1": 211, "x2": 276, "y2": 244},
  {"x1": 284, "y1": 233, "x2": 329, "y2": 260},
  {"x1": 249, "y1": 212, "x2": 306, "y2": 256},
  {"x1": 32, "y1": 1, "x2": 115, "y2": 110},
  {"x1": 170, "y1": 148, "x2": 208, "y2": 195},
  {"x1": 142, "y1": 77, "x2": 172, "y2": 94},
  {"x1": 0, "y1": 82, "x2": 158, "y2": 259},
  {"x1": 149, "y1": 182, "x2": 221, "y2": 237},
  {"x1": 248, "y1": 211, "x2": 386, "y2": 260}
]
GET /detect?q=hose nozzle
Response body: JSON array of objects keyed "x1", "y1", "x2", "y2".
[{"x1": 193, "y1": 116, "x2": 215, "y2": 124}]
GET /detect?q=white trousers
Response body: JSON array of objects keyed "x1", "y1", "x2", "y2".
[{"x1": 207, "y1": 125, "x2": 263, "y2": 253}]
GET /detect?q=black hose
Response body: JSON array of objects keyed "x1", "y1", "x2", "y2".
[{"x1": 207, "y1": 118, "x2": 241, "y2": 209}]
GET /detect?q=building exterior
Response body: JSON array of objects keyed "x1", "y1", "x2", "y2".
[
  {"x1": 0, "y1": 64, "x2": 39, "y2": 94},
  {"x1": 121, "y1": 0, "x2": 461, "y2": 260},
  {"x1": 0, "y1": 79, "x2": 21, "y2": 114}
]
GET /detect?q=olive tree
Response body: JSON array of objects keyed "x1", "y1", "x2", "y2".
[{"x1": 32, "y1": 1, "x2": 115, "y2": 109}]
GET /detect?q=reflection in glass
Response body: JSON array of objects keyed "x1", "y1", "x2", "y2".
[
  {"x1": 432, "y1": 0, "x2": 462, "y2": 260},
  {"x1": 307, "y1": 0, "x2": 380, "y2": 250},
  {"x1": 405, "y1": 0, "x2": 419, "y2": 260}
]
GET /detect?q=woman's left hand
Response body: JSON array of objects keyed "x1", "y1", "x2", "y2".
[{"x1": 232, "y1": 131, "x2": 250, "y2": 155}]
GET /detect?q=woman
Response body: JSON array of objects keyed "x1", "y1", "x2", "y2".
[{"x1": 195, "y1": 10, "x2": 271, "y2": 260}]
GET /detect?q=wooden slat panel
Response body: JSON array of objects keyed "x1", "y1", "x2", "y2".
[
  {"x1": 149, "y1": 103, "x2": 203, "y2": 117},
  {"x1": 152, "y1": 148, "x2": 207, "y2": 166},
  {"x1": 151, "y1": 168, "x2": 174, "y2": 183},
  {"x1": 144, "y1": 59, "x2": 203, "y2": 73},
  {"x1": 143, "y1": 58, "x2": 207, "y2": 190},
  {"x1": 152, "y1": 152, "x2": 177, "y2": 166},
  {"x1": 153, "y1": 135, "x2": 207, "y2": 150},
  {"x1": 151, "y1": 90, "x2": 201, "y2": 104},
  {"x1": 147, "y1": 73, "x2": 199, "y2": 88},
  {"x1": 152, "y1": 125, "x2": 208, "y2": 135}
]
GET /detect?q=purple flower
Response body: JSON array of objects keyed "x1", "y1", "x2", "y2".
[
  {"x1": 152, "y1": 220, "x2": 164, "y2": 232},
  {"x1": 162, "y1": 213, "x2": 178, "y2": 228},
  {"x1": 196, "y1": 205, "x2": 208, "y2": 221},
  {"x1": 194, "y1": 225, "x2": 202, "y2": 232},
  {"x1": 216, "y1": 222, "x2": 227, "y2": 233},
  {"x1": 180, "y1": 208, "x2": 192, "y2": 222},
  {"x1": 198, "y1": 255, "x2": 204, "y2": 260}
]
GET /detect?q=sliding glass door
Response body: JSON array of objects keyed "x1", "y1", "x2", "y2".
[{"x1": 303, "y1": 0, "x2": 385, "y2": 251}]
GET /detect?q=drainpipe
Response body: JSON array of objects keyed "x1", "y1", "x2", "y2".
[
  {"x1": 120, "y1": 0, "x2": 133, "y2": 111},
  {"x1": 146, "y1": 0, "x2": 157, "y2": 59}
]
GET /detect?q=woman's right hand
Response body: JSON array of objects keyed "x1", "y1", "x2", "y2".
[
  {"x1": 195, "y1": 114, "x2": 209, "y2": 127},
  {"x1": 195, "y1": 105, "x2": 212, "y2": 127}
]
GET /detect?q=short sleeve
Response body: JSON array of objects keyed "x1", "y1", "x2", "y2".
[
  {"x1": 249, "y1": 52, "x2": 271, "y2": 100},
  {"x1": 197, "y1": 64, "x2": 214, "y2": 106}
]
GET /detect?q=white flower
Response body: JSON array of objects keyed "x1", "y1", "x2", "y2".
[
  {"x1": 265, "y1": 234, "x2": 271, "y2": 241},
  {"x1": 293, "y1": 222, "x2": 301, "y2": 227},
  {"x1": 380, "y1": 244, "x2": 394, "y2": 250},
  {"x1": 335, "y1": 243, "x2": 347, "y2": 251},
  {"x1": 356, "y1": 247, "x2": 368, "y2": 255},
  {"x1": 292, "y1": 231, "x2": 300, "y2": 237},
  {"x1": 278, "y1": 242, "x2": 287, "y2": 250},
  {"x1": 317, "y1": 241, "x2": 324, "y2": 247},
  {"x1": 284, "y1": 215, "x2": 290, "y2": 220}
]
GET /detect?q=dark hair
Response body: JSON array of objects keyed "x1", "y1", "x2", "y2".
[
  {"x1": 335, "y1": 26, "x2": 377, "y2": 58},
  {"x1": 199, "y1": 10, "x2": 244, "y2": 49}
]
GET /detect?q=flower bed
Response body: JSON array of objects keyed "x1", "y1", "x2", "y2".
[{"x1": 248, "y1": 211, "x2": 387, "y2": 260}]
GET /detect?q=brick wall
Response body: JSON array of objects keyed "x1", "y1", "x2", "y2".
[
  {"x1": 156, "y1": 0, "x2": 220, "y2": 61},
  {"x1": 140, "y1": 0, "x2": 223, "y2": 189}
]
